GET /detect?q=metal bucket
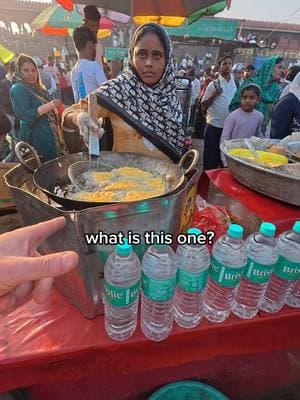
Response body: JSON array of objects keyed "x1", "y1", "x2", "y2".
[{"x1": 5, "y1": 162, "x2": 200, "y2": 319}]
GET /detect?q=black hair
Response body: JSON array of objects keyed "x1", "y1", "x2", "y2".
[
  {"x1": 275, "y1": 57, "x2": 284, "y2": 64},
  {"x1": 73, "y1": 26, "x2": 97, "y2": 52},
  {"x1": 218, "y1": 54, "x2": 233, "y2": 66},
  {"x1": 83, "y1": 5, "x2": 101, "y2": 22},
  {"x1": 130, "y1": 24, "x2": 170, "y2": 62},
  {"x1": 205, "y1": 67, "x2": 211, "y2": 74},
  {"x1": 245, "y1": 64, "x2": 255, "y2": 72},
  {"x1": 286, "y1": 65, "x2": 300, "y2": 82},
  {"x1": 241, "y1": 84, "x2": 260, "y2": 97},
  {"x1": 0, "y1": 110, "x2": 11, "y2": 135}
]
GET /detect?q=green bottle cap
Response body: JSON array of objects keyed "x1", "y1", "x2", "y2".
[
  {"x1": 228, "y1": 224, "x2": 243, "y2": 239},
  {"x1": 116, "y1": 238, "x2": 132, "y2": 257},
  {"x1": 260, "y1": 222, "x2": 276, "y2": 237},
  {"x1": 293, "y1": 221, "x2": 300, "y2": 234}
]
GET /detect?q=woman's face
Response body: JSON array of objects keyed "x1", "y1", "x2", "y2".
[
  {"x1": 20, "y1": 61, "x2": 38, "y2": 85},
  {"x1": 236, "y1": 69, "x2": 245, "y2": 81},
  {"x1": 272, "y1": 61, "x2": 284, "y2": 81},
  {"x1": 133, "y1": 32, "x2": 166, "y2": 87}
]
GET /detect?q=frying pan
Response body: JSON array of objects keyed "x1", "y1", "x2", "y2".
[{"x1": 15, "y1": 142, "x2": 199, "y2": 210}]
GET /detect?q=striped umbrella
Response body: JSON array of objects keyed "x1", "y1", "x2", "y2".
[
  {"x1": 56, "y1": 0, "x2": 231, "y2": 26},
  {"x1": 31, "y1": 4, "x2": 115, "y2": 32}
]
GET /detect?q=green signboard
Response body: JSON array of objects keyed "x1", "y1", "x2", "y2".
[
  {"x1": 166, "y1": 18, "x2": 238, "y2": 41},
  {"x1": 105, "y1": 47, "x2": 128, "y2": 60}
]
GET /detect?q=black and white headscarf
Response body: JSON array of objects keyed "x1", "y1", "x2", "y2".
[{"x1": 96, "y1": 23, "x2": 185, "y2": 162}]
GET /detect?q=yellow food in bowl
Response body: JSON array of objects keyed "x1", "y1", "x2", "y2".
[{"x1": 228, "y1": 148, "x2": 288, "y2": 167}]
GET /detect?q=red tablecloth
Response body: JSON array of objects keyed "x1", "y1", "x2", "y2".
[
  {"x1": 1, "y1": 169, "x2": 300, "y2": 400},
  {"x1": 1, "y1": 289, "x2": 300, "y2": 399}
]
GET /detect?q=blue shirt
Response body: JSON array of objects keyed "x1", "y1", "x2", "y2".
[{"x1": 271, "y1": 93, "x2": 300, "y2": 139}]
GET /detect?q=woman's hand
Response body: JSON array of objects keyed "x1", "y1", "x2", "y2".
[
  {"x1": 76, "y1": 112, "x2": 104, "y2": 143},
  {"x1": 52, "y1": 99, "x2": 62, "y2": 108}
]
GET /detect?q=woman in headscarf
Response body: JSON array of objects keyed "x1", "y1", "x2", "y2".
[
  {"x1": 232, "y1": 63, "x2": 245, "y2": 88},
  {"x1": 230, "y1": 56, "x2": 284, "y2": 133},
  {"x1": 271, "y1": 72, "x2": 300, "y2": 139},
  {"x1": 9, "y1": 54, "x2": 66, "y2": 161},
  {"x1": 63, "y1": 23, "x2": 185, "y2": 162}
]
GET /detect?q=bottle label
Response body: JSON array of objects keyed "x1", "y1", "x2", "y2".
[
  {"x1": 104, "y1": 280, "x2": 141, "y2": 307},
  {"x1": 273, "y1": 256, "x2": 300, "y2": 281},
  {"x1": 177, "y1": 268, "x2": 209, "y2": 292},
  {"x1": 209, "y1": 256, "x2": 245, "y2": 287},
  {"x1": 243, "y1": 258, "x2": 276, "y2": 284},
  {"x1": 142, "y1": 272, "x2": 176, "y2": 302}
]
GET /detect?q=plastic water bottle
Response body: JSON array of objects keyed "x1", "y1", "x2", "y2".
[
  {"x1": 285, "y1": 279, "x2": 300, "y2": 308},
  {"x1": 232, "y1": 222, "x2": 278, "y2": 319},
  {"x1": 141, "y1": 244, "x2": 177, "y2": 341},
  {"x1": 174, "y1": 228, "x2": 210, "y2": 328},
  {"x1": 104, "y1": 239, "x2": 141, "y2": 341},
  {"x1": 203, "y1": 224, "x2": 247, "y2": 323},
  {"x1": 260, "y1": 221, "x2": 300, "y2": 313}
]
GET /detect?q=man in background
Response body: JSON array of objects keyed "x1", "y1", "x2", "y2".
[
  {"x1": 70, "y1": 26, "x2": 106, "y2": 102},
  {"x1": 44, "y1": 56, "x2": 60, "y2": 98},
  {"x1": 83, "y1": 5, "x2": 105, "y2": 68},
  {"x1": 201, "y1": 55, "x2": 236, "y2": 170}
]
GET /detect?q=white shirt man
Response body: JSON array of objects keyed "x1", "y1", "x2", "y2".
[
  {"x1": 201, "y1": 55, "x2": 236, "y2": 170},
  {"x1": 202, "y1": 75, "x2": 236, "y2": 128},
  {"x1": 71, "y1": 59, "x2": 106, "y2": 102},
  {"x1": 70, "y1": 26, "x2": 106, "y2": 102}
]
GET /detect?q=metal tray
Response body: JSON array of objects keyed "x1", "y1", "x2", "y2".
[{"x1": 220, "y1": 138, "x2": 300, "y2": 207}]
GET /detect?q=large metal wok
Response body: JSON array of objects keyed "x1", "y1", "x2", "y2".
[{"x1": 15, "y1": 142, "x2": 198, "y2": 210}]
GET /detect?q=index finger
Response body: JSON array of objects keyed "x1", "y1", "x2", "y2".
[{"x1": 0, "y1": 217, "x2": 66, "y2": 254}]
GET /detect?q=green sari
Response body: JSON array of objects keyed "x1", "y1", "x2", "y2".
[{"x1": 230, "y1": 56, "x2": 281, "y2": 132}]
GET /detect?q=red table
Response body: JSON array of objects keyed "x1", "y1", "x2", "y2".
[
  {"x1": 1, "y1": 169, "x2": 300, "y2": 400},
  {"x1": 1, "y1": 290, "x2": 300, "y2": 400}
]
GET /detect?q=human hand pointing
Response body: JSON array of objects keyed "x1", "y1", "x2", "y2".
[{"x1": 0, "y1": 217, "x2": 78, "y2": 314}]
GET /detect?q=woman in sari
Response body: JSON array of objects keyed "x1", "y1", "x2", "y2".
[
  {"x1": 10, "y1": 54, "x2": 66, "y2": 162},
  {"x1": 63, "y1": 23, "x2": 185, "y2": 162},
  {"x1": 230, "y1": 56, "x2": 284, "y2": 133}
]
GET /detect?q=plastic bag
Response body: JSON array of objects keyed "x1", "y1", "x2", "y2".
[{"x1": 192, "y1": 195, "x2": 231, "y2": 249}]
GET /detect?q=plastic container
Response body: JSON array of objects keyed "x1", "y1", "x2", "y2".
[
  {"x1": 285, "y1": 278, "x2": 300, "y2": 308},
  {"x1": 104, "y1": 239, "x2": 141, "y2": 341},
  {"x1": 149, "y1": 380, "x2": 229, "y2": 400},
  {"x1": 174, "y1": 227, "x2": 210, "y2": 328},
  {"x1": 141, "y1": 243, "x2": 177, "y2": 342},
  {"x1": 232, "y1": 222, "x2": 278, "y2": 319},
  {"x1": 203, "y1": 224, "x2": 247, "y2": 323},
  {"x1": 260, "y1": 221, "x2": 300, "y2": 313}
]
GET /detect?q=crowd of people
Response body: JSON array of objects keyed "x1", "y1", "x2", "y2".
[
  {"x1": 0, "y1": 7, "x2": 299, "y2": 170},
  {"x1": 0, "y1": 3, "x2": 299, "y2": 336},
  {"x1": 178, "y1": 56, "x2": 300, "y2": 170}
]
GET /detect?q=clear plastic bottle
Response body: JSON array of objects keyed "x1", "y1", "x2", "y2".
[
  {"x1": 174, "y1": 228, "x2": 210, "y2": 328},
  {"x1": 285, "y1": 279, "x2": 300, "y2": 308},
  {"x1": 141, "y1": 244, "x2": 177, "y2": 341},
  {"x1": 260, "y1": 221, "x2": 300, "y2": 313},
  {"x1": 104, "y1": 239, "x2": 141, "y2": 341},
  {"x1": 232, "y1": 222, "x2": 278, "y2": 319},
  {"x1": 203, "y1": 224, "x2": 247, "y2": 323}
]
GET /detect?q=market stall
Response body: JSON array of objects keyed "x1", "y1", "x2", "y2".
[{"x1": 1, "y1": 136, "x2": 300, "y2": 399}]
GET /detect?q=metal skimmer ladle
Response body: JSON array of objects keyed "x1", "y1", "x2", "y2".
[{"x1": 68, "y1": 160, "x2": 114, "y2": 191}]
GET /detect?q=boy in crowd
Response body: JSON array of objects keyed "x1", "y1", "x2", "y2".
[
  {"x1": 70, "y1": 26, "x2": 106, "y2": 102},
  {"x1": 220, "y1": 84, "x2": 263, "y2": 165},
  {"x1": 83, "y1": 5, "x2": 104, "y2": 67},
  {"x1": 201, "y1": 55, "x2": 236, "y2": 170}
]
